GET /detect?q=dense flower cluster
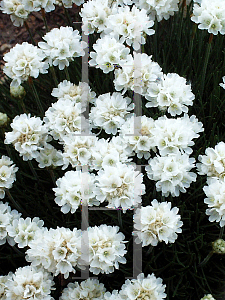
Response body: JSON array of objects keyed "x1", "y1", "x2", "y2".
[
  {"x1": 0, "y1": 273, "x2": 12, "y2": 300},
  {"x1": 0, "y1": 0, "x2": 29, "y2": 26},
  {"x1": 5, "y1": 114, "x2": 50, "y2": 161},
  {"x1": 119, "y1": 273, "x2": 166, "y2": 300},
  {"x1": 5, "y1": 266, "x2": 54, "y2": 300},
  {"x1": 191, "y1": 0, "x2": 225, "y2": 35},
  {"x1": 38, "y1": 26, "x2": 87, "y2": 70},
  {"x1": 35, "y1": 145, "x2": 64, "y2": 168},
  {"x1": 85, "y1": 224, "x2": 127, "y2": 274},
  {"x1": 146, "y1": 73, "x2": 195, "y2": 116},
  {"x1": 146, "y1": 153, "x2": 197, "y2": 197},
  {"x1": 200, "y1": 295, "x2": 216, "y2": 300},
  {"x1": 60, "y1": 278, "x2": 106, "y2": 300},
  {"x1": 3, "y1": 42, "x2": 48, "y2": 86},
  {"x1": 22, "y1": 0, "x2": 55, "y2": 13},
  {"x1": 89, "y1": 92, "x2": 134, "y2": 134},
  {"x1": 95, "y1": 162, "x2": 145, "y2": 211},
  {"x1": 0, "y1": 156, "x2": 18, "y2": 198},
  {"x1": 133, "y1": 199, "x2": 183, "y2": 246},
  {"x1": 212, "y1": 238, "x2": 225, "y2": 254},
  {"x1": 53, "y1": 170, "x2": 99, "y2": 213}
]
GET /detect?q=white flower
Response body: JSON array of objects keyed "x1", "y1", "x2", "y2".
[
  {"x1": 146, "y1": 73, "x2": 195, "y2": 116},
  {"x1": 89, "y1": 92, "x2": 134, "y2": 135},
  {"x1": 212, "y1": 238, "x2": 225, "y2": 254},
  {"x1": 3, "y1": 42, "x2": 48, "y2": 86},
  {"x1": 53, "y1": 170, "x2": 99, "y2": 214},
  {"x1": 35, "y1": 144, "x2": 64, "y2": 168},
  {"x1": 25, "y1": 227, "x2": 85, "y2": 279},
  {"x1": 84, "y1": 224, "x2": 127, "y2": 275},
  {"x1": 146, "y1": 153, "x2": 197, "y2": 197},
  {"x1": 89, "y1": 36, "x2": 132, "y2": 73},
  {"x1": 219, "y1": 76, "x2": 225, "y2": 89},
  {"x1": 5, "y1": 266, "x2": 54, "y2": 300},
  {"x1": 54, "y1": 0, "x2": 83, "y2": 8},
  {"x1": 134, "y1": 0, "x2": 180, "y2": 22},
  {"x1": 95, "y1": 162, "x2": 145, "y2": 211},
  {"x1": 21, "y1": 0, "x2": 55, "y2": 12},
  {"x1": 105, "y1": 5, "x2": 155, "y2": 50},
  {"x1": 0, "y1": 0, "x2": 29, "y2": 26},
  {"x1": 7, "y1": 216, "x2": 44, "y2": 248},
  {"x1": 60, "y1": 278, "x2": 106, "y2": 300},
  {"x1": 197, "y1": 141, "x2": 225, "y2": 178},
  {"x1": 0, "y1": 273, "x2": 12, "y2": 300},
  {"x1": 0, "y1": 155, "x2": 18, "y2": 198},
  {"x1": 119, "y1": 273, "x2": 166, "y2": 300},
  {"x1": 38, "y1": 26, "x2": 87, "y2": 70},
  {"x1": 114, "y1": 52, "x2": 162, "y2": 96},
  {"x1": 133, "y1": 200, "x2": 183, "y2": 246},
  {"x1": 104, "y1": 290, "x2": 121, "y2": 300},
  {"x1": 5, "y1": 114, "x2": 50, "y2": 161},
  {"x1": 200, "y1": 294, "x2": 216, "y2": 300},
  {"x1": 191, "y1": 0, "x2": 225, "y2": 35}
]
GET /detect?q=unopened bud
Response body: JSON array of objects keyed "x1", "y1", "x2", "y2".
[
  {"x1": 200, "y1": 294, "x2": 216, "y2": 300},
  {"x1": 0, "y1": 112, "x2": 8, "y2": 127},
  {"x1": 212, "y1": 238, "x2": 225, "y2": 254},
  {"x1": 10, "y1": 85, "x2": 26, "y2": 99}
]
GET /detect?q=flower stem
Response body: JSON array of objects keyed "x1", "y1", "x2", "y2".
[
  {"x1": 24, "y1": 21, "x2": 36, "y2": 45},
  {"x1": 41, "y1": 8, "x2": 49, "y2": 32},
  {"x1": 118, "y1": 210, "x2": 123, "y2": 228},
  {"x1": 28, "y1": 77, "x2": 44, "y2": 115},
  {"x1": 198, "y1": 250, "x2": 213, "y2": 268},
  {"x1": 64, "y1": 66, "x2": 70, "y2": 81},
  {"x1": 50, "y1": 66, "x2": 58, "y2": 86}
]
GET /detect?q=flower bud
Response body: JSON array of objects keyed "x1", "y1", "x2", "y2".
[
  {"x1": 200, "y1": 294, "x2": 216, "y2": 300},
  {"x1": 10, "y1": 85, "x2": 26, "y2": 100},
  {"x1": 212, "y1": 238, "x2": 225, "y2": 254},
  {"x1": 0, "y1": 112, "x2": 8, "y2": 127}
]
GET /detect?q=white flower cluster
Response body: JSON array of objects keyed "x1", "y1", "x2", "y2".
[
  {"x1": 0, "y1": 156, "x2": 18, "y2": 199},
  {"x1": 85, "y1": 224, "x2": 127, "y2": 275},
  {"x1": 89, "y1": 92, "x2": 134, "y2": 135},
  {"x1": 191, "y1": 0, "x2": 225, "y2": 35},
  {"x1": 3, "y1": 42, "x2": 48, "y2": 87},
  {"x1": 51, "y1": 80, "x2": 96, "y2": 106},
  {"x1": 133, "y1": 199, "x2": 183, "y2": 246},
  {"x1": 5, "y1": 113, "x2": 50, "y2": 161},
  {"x1": 212, "y1": 238, "x2": 225, "y2": 254},
  {"x1": 7, "y1": 216, "x2": 44, "y2": 248},
  {"x1": 220, "y1": 76, "x2": 225, "y2": 89},
  {"x1": 89, "y1": 36, "x2": 132, "y2": 73},
  {"x1": 35, "y1": 144, "x2": 63, "y2": 168},
  {"x1": 5, "y1": 266, "x2": 54, "y2": 300},
  {"x1": 0, "y1": 201, "x2": 21, "y2": 246},
  {"x1": 60, "y1": 278, "x2": 106, "y2": 300},
  {"x1": 105, "y1": 5, "x2": 155, "y2": 50},
  {"x1": 146, "y1": 152, "x2": 197, "y2": 197},
  {"x1": 0, "y1": 0, "x2": 29, "y2": 26},
  {"x1": 134, "y1": 0, "x2": 180, "y2": 21},
  {"x1": 53, "y1": 170, "x2": 99, "y2": 213},
  {"x1": 55, "y1": 0, "x2": 84, "y2": 8},
  {"x1": 38, "y1": 26, "x2": 87, "y2": 70},
  {"x1": 95, "y1": 163, "x2": 145, "y2": 211},
  {"x1": 146, "y1": 73, "x2": 195, "y2": 116},
  {"x1": 22, "y1": 0, "x2": 55, "y2": 13},
  {"x1": 114, "y1": 52, "x2": 163, "y2": 96},
  {"x1": 25, "y1": 227, "x2": 84, "y2": 279},
  {"x1": 119, "y1": 273, "x2": 166, "y2": 300},
  {"x1": 0, "y1": 273, "x2": 12, "y2": 300},
  {"x1": 200, "y1": 295, "x2": 216, "y2": 300}
]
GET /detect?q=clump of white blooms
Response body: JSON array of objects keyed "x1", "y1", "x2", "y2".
[
  {"x1": 0, "y1": 0, "x2": 29, "y2": 26},
  {"x1": 119, "y1": 115, "x2": 156, "y2": 159},
  {"x1": 200, "y1": 295, "x2": 216, "y2": 300},
  {"x1": 6, "y1": 216, "x2": 44, "y2": 248},
  {"x1": 89, "y1": 36, "x2": 132, "y2": 73},
  {"x1": 25, "y1": 227, "x2": 84, "y2": 279},
  {"x1": 0, "y1": 113, "x2": 8, "y2": 127},
  {"x1": 80, "y1": 0, "x2": 112, "y2": 34},
  {"x1": 5, "y1": 266, "x2": 54, "y2": 300},
  {"x1": 0, "y1": 155, "x2": 18, "y2": 199},
  {"x1": 84, "y1": 224, "x2": 127, "y2": 275},
  {"x1": 0, "y1": 273, "x2": 12, "y2": 300},
  {"x1": 105, "y1": 5, "x2": 155, "y2": 50},
  {"x1": 146, "y1": 153, "x2": 197, "y2": 197},
  {"x1": 0, "y1": 202, "x2": 21, "y2": 246},
  {"x1": 89, "y1": 92, "x2": 134, "y2": 135},
  {"x1": 3, "y1": 42, "x2": 48, "y2": 87},
  {"x1": 212, "y1": 238, "x2": 225, "y2": 254},
  {"x1": 219, "y1": 76, "x2": 225, "y2": 89},
  {"x1": 95, "y1": 162, "x2": 145, "y2": 211},
  {"x1": 60, "y1": 278, "x2": 106, "y2": 300},
  {"x1": 62, "y1": 135, "x2": 97, "y2": 169},
  {"x1": 146, "y1": 73, "x2": 195, "y2": 116},
  {"x1": 202, "y1": 177, "x2": 225, "y2": 227},
  {"x1": 55, "y1": 0, "x2": 83, "y2": 8},
  {"x1": 152, "y1": 114, "x2": 203, "y2": 156},
  {"x1": 38, "y1": 26, "x2": 87, "y2": 70},
  {"x1": 53, "y1": 170, "x2": 99, "y2": 214},
  {"x1": 134, "y1": 0, "x2": 179, "y2": 21},
  {"x1": 44, "y1": 99, "x2": 88, "y2": 141},
  {"x1": 114, "y1": 52, "x2": 163, "y2": 96},
  {"x1": 119, "y1": 273, "x2": 166, "y2": 300},
  {"x1": 22, "y1": 0, "x2": 55, "y2": 13},
  {"x1": 197, "y1": 141, "x2": 225, "y2": 178},
  {"x1": 35, "y1": 145, "x2": 64, "y2": 168},
  {"x1": 133, "y1": 199, "x2": 183, "y2": 246},
  {"x1": 191, "y1": 0, "x2": 225, "y2": 35},
  {"x1": 5, "y1": 114, "x2": 50, "y2": 161},
  {"x1": 91, "y1": 136, "x2": 131, "y2": 170},
  {"x1": 104, "y1": 290, "x2": 121, "y2": 300},
  {"x1": 51, "y1": 80, "x2": 96, "y2": 106}
]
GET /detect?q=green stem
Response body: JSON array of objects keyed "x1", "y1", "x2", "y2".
[
  {"x1": 64, "y1": 66, "x2": 70, "y2": 81},
  {"x1": 24, "y1": 21, "x2": 36, "y2": 45},
  {"x1": 6, "y1": 189, "x2": 26, "y2": 215},
  {"x1": 64, "y1": 7, "x2": 73, "y2": 27},
  {"x1": 28, "y1": 77, "x2": 44, "y2": 115},
  {"x1": 28, "y1": 160, "x2": 39, "y2": 182},
  {"x1": 50, "y1": 66, "x2": 58, "y2": 86},
  {"x1": 118, "y1": 210, "x2": 123, "y2": 228},
  {"x1": 41, "y1": 8, "x2": 49, "y2": 32},
  {"x1": 198, "y1": 250, "x2": 213, "y2": 268},
  {"x1": 219, "y1": 227, "x2": 224, "y2": 239}
]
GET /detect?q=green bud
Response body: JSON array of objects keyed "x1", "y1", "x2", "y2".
[
  {"x1": 212, "y1": 238, "x2": 225, "y2": 254},
  {"x1": 0, "y1": 112, "x2": 8, "y2": 127},
  {"x1": 10, "y1": 85, "x2": 26, "y2": 100}
]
